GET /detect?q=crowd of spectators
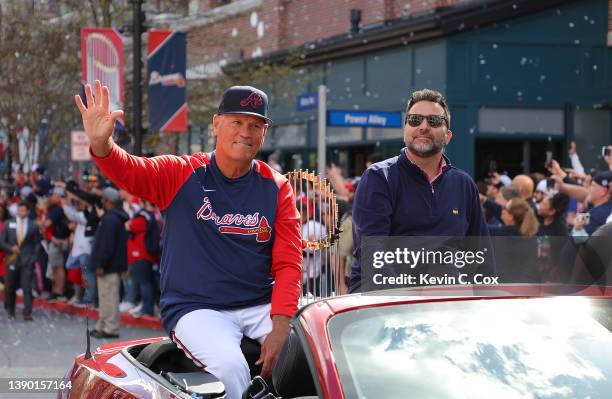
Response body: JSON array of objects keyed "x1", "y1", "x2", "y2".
[
  {"x1": 329, "y1": 144, "x2": 612, "y2": 287},
  {"x1": 476, "y1": 142, "x2": 612, "y2": 284},
  {"x1": 4, "y1": 142, "x2": 612, "y2": 322},
  {"x1": 0, "y1": 165, "x2": 162, "y2": 327}
]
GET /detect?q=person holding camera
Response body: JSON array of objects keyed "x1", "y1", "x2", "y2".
[
  {"x1": 571, "y1": 171, "x2": 612, "y2": 238},
  {"x1": 64, "y1": 179, "x2": 103, "y2": 306},
  {"x1": 62, "y1": 190, "x2": 94, "y2": 305}
]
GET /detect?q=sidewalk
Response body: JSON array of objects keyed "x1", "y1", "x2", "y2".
[{"x1": 0, "y1": 290, "x2": 163, "y2": 330}]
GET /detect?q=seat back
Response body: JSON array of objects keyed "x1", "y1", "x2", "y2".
[
  {"x1": 136, "y1": 337, "x2": 262, "y2": 376},
  {"x1": 136, "y1": 339, "x2": 201, "y2": 373},
  {"x1": 272, "y1": 329, "x2": 317, "y2": 397}
]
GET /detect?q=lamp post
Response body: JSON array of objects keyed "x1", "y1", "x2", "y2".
[
  {"x1": 5, "y1": 130, "x2": 11, "y2": 180},
  {"x1": 132, "y1": 0, "x2": 145, "y2": 156}
]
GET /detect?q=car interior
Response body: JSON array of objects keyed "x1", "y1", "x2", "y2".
[{"x1": 125, "y1": 328, "x2": 318, "y2": 399}]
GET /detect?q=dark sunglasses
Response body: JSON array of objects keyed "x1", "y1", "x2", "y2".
[{"x1": 406, "y1": 114, "x2": 449, "y2": 128}]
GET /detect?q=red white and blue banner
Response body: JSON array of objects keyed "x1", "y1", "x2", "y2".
[
  {"x1": 147, "y1": 30, "x2": 187, "y2": 132},
  {"x1": 81, "y1": 27, "x2": 124, "y2": 124}
]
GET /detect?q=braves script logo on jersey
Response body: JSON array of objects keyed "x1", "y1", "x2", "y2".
[
  {"x1": 240, "y1": 92, "x2": 263, "y2": 108},
  {"x1": 195, "y1": 197, "x2": 272, "y2": 242}
]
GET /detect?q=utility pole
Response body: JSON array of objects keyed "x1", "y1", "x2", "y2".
[
  {"x1": 317, "y1": 85, "x2": 327, "y2": 178},
  {"x1": 132, "y1": 0, "x2": 145, "y2": 156},
  {"x1": 6, "y1": 131, "x2": 11, "y2": 180}
]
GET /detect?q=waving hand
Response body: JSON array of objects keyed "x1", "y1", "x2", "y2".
[{"x1": 74, "y1": 80, "x2": 124, "y2": 157}]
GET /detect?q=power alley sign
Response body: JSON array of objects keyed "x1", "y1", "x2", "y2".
[{"x1": 328, "y1": 111, "x2": 402, "y2": 128}]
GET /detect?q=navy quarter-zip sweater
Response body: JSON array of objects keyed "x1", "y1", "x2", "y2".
[{"x1": 350, "y1": 148, "x2": 491, "y2": 291}]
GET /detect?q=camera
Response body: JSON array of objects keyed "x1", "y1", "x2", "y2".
[
  {"x1": 602, "y1": 146, "x2": 611, "y2": 157},
  {"x1": 575, "y1": 213, "x2": 590, "y2": 225},
  {"x1": 546, "y1": 178, "x2": 555, "y2": 189}
]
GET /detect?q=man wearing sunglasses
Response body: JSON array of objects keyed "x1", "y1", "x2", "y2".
[{"x1": 349, "y1": 89, "x2": 491, "y2": 292}]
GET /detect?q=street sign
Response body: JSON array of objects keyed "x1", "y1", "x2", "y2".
[
  {"x1": 296, "y1": 93, "x2": 318, "y2": 110},
  {"x1": 71, "y1": 131, "x2": 91, "y2": 161},
  {"x1": 327, "y1": 110, "x2": 402, "y2": 128}
]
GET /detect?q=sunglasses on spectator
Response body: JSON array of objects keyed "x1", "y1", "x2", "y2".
[{"x1": 406, "y1": 114, "x2": 449, "y2": 128}]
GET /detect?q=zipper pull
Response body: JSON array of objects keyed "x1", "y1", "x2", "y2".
[{"x1": 431, "y1": 186, "x2": 434, "y2": 194}]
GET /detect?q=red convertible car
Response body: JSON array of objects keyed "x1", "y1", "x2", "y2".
[{"x1": 59, "y1": 286, "x2": 612, "y2": 398}]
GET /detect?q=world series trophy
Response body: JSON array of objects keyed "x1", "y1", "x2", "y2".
[{"x1": 285, "y1": 170, "x2": 341, "y2": 305}]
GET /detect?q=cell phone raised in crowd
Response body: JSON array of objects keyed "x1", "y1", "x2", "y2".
[
  {"x1": 576, "y1": 213, "x2": 590, "y2": 225},
  {"x1": 602, "y1": 146, "x2": 611, "y2": 157},
  {"x1": 544, "y1": 160, "x2": 553, "y2": 170},
  {"x1": 546, "y1": 178, "x2": 555, "y2": 189},
  {"x1": 488, "y1": 160, "x2": 497, "y2": 174}
]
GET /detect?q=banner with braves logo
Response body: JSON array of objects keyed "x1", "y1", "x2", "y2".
[
  {"x1": 147, "y1": 30, "x2": 187, "y2": 132},
  {"x1": 81, "y1": 28, "x2": 124, "y2": 124}
]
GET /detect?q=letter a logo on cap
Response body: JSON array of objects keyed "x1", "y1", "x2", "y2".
[
  {"x1": 218, "y1": 85, "x2": 273, "y2": 124},
  {"x1": 240, "y1": 92, "x2": 263, "y2": 108}
]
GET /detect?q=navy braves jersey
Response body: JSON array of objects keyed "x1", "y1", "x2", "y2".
[{"x1": 92, "y1": 145, "x2": 303, "y2": 333}]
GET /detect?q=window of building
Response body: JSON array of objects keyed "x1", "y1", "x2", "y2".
[
  {"x1": 478, "y1": 108, "x2": 564, "y2": 135},
  {"x1": 366, "y1": 126, "x2": 403, "y2": 141},
  {"x1": 574, "y1": 109, "x2": 611, "y2": 170},
  {"x1": 268, "y1": 123, "x2": 307, "y2": 149},
  {"x1": 326, "y1": 127, "x2": 362, "y2": 144}
]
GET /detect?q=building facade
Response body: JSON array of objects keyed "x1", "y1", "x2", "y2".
[{"x1": 176, "y1": 0, "x2": 612, "y2": 178}]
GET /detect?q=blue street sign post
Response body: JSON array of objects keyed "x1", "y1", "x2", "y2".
[{"x1": 327, "y1": 110, "x2": 402, "y2": 128}]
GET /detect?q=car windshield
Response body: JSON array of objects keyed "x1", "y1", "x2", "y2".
[{"x1": 328, "y1": 297, "x2": 612, "y2": 399}]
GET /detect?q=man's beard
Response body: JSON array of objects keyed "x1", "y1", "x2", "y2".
[{"x1": 406, "y1": 133, "x2": 446, "y2": 158}]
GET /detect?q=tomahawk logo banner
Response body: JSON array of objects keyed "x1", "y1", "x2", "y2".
[
  {"x1": 147, "y1": 31, "x2": 187, "y2": 132},
  {"x1": 81, "y1": 28, "x2": 124, "y2": 124}
]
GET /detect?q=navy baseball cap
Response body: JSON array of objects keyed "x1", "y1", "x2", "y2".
[
  {"x1": 217, "y1": 86, "x2": 272, "y2": 124},
  {"x1": 593, "y1": 171, "x2": 612, "y2": 188}
]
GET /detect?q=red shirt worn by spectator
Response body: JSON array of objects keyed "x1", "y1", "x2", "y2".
[{"x1": 127, "y1": 212, "x2": 160, "y2": 264}]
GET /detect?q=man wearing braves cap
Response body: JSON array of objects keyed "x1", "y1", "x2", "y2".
[
  {"x1": 570, "y1": 171, "x2": 612, "y2": 237},
  {"x1": 75, "y1": 81, "x2": 302, "y2": 399},
  {"x1": 217, "y1": 85, "x2": 273, "y2": 124}
]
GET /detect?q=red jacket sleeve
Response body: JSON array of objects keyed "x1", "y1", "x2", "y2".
[
  {"x1": 91, "y1": 144, "x2": 206, "y2": 210},
  {"x1": 270, "y1": 179, "x2": 303, "y2": 318}
]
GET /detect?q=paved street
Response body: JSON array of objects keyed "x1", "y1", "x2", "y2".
[{"x1": 0, "y1": 306, "x2": 162, "y2": 398}]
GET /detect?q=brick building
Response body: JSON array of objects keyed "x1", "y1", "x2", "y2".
[{"x1": 170, "y1": 0, "x2": 612, "y2": 177}]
